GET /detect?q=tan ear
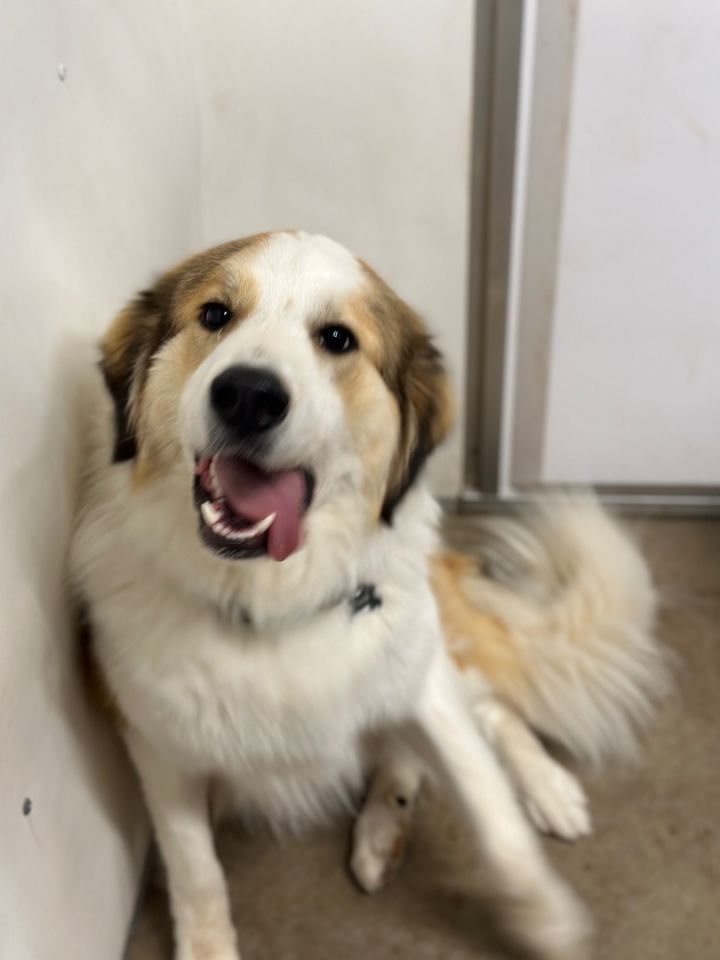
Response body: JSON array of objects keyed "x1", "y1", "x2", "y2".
[
  {"x1": 100, "y1": 284, "x2": 173, "y2": 462},
  {"x1": 380, "y1": 327, "x2": 454, "y2": 523}
]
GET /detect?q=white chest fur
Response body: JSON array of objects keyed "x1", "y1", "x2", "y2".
[
  {"x1": 94, "y1": 575, "x2": 436, "y2": 827},
  {"x1": 113, "y1": 584, "x2": 431, "y2": 748},
  {"x1": 72, "y1": 427, "x2": 443, "y2": 828}
]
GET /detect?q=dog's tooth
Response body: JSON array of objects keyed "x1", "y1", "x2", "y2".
[
  {"x1": 200, "y1": 500, "x2": 223, "y2": 527},
  {"x1": 209, "y1": 458, "x2": 221, "y2": 499},
  {"x1": 203, "y1": 508, "x2": 276, "y2": 543},
  {"x1": 223, "y1": 513, "x2": 276, "y2": 542},
  {"x1": 244, "y1": 512, "x2": 276, "y2": 537},
  {"x1": 256, "y1": 513, "x2": 277, "y2": 537}
]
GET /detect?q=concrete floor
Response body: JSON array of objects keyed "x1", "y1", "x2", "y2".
[{"x1": 127, "y1": 518, "x2": 720, "y2": 960}]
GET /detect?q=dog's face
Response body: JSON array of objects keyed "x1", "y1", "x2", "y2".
[{"x1": 101, "y1": 232, "x2": 452, "y2": 563}]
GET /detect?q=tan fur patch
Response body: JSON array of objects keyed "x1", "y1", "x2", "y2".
[
  {"x1": 100, "y1": 235, "x2": 266, "y2": 472},
  {"x1": 131, "y1": 334, "x2": 199, "y2": 486},
  {"x1": 430, "y1": 551, "x2": 531, "y2": 707},
  {"x1": 171, "y1": 250, "x2": 260, "y2": 335},
  {"x1": 350, "y1": 263, "x2": 454, "y2": 520},
  {"x1": 332, "y1": 357, "x2": 400, "y2": 521}
]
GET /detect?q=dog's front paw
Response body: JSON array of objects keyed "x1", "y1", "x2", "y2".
[
  {"x1": 520, "y1": 759, "x2": 591, "y2": 842},
  {"x1": 350, "y1": 801, "x2": 409, "y2": 893}
]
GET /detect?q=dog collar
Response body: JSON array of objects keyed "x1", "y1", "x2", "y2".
[
  {"x1": 232, "y1": 581, "x2": 382, "y2": 630},
  {"x1": 348, "y1": 583, "x2": 383, "y2": 616}
]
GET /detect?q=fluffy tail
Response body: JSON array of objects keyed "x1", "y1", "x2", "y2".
[{"x1": 432, "y1": 498, "x2": 667, "y2": 764}]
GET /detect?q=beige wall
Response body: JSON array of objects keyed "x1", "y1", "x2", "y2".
[
  {"x1": 0, "y1": 1, "x2": 200, "y2": 957},
  {"x1": 0, "y1": 3, "x2": 473, "y2": 955},
  {"x1": 192, "y1": 0, "x2": 475, "y2": 495}
]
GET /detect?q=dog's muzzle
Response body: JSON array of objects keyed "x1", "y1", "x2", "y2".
[{"x1": 193, "y1": 364, "x2": 314, "y2": 562}]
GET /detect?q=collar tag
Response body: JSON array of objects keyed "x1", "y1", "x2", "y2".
[{"x1": 349, "y1": 583, "x2": 382, "y2": 617}]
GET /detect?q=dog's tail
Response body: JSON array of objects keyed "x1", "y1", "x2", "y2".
[{"x1": 432, "y1": 498, "x2": 667, "y2": 764}]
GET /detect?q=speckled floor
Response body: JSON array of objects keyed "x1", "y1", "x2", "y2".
[{"x1": 127, "y1": 518, "x2": 720, "y2": 960}]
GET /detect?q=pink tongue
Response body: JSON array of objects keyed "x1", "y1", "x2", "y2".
[{"x1": 214, "y1": 456, "x2": 307, "y2": 562}]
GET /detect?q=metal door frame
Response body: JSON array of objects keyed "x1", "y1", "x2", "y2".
[{"x1": 462, "y1": 0, "x2": 720, "y2": 516}]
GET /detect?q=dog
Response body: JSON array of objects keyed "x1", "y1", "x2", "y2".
[{"x1": 71, "y1": 231, "x2": 664, "y2": 960}]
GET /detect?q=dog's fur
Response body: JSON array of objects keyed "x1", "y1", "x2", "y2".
[{"x1": 71, "y1": 232, "x2": 665, "y2": 960}]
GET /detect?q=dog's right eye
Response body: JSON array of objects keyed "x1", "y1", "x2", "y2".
[
  {"x1": 317, "y1": 324, "x2": 357, "y2": 355},
  {"x1": 200, "y1": 302, "x2": 233, "y2": 331}
]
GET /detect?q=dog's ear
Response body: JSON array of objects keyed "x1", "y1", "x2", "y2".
[
  {"x1": 100, "y1": 283, "x2": 173, "y2": 462},
  {"x1": 380, "y1": 316, "x2": 454, "y2": 524}
]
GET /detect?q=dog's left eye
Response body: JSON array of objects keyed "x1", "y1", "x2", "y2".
[
  {"x1": 200, "y1": 302, "x2": 233, "y2": 331},
  {"x1": 317, "y1": 324, "x2": 357, "y2": 355}
]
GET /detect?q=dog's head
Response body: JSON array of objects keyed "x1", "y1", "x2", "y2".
[{"x1": 101, "y1": 232, "x2": 452, "y2": 563}]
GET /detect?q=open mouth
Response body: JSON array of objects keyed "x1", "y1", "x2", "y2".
[{"x1": 194, "y1": 454, "x2": 314, "y2": 561}]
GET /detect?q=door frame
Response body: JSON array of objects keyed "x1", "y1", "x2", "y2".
[{"x1": 463, "y1": 0, "x2": 720, "y2": 515}]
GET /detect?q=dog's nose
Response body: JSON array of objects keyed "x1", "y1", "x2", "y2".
[{"x1": 210, "y1": 365, "x2": 290, "y2": 435}]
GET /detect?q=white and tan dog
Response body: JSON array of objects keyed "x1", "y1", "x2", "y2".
[{"x1": 71, "y1": 231, "x2": 664, "y2": 960}]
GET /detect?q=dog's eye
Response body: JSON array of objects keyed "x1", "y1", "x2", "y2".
[
  {"x1": 200, "y1": 302, "x2": 233, "y2": 331},
  {"x1": 317, "y1": 324, "x2": 357, "y2": 355}
]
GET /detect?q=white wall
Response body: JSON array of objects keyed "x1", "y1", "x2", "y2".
[
  {"x1": 191, "y1": 0, "x2": 475, "y2": 495},
  {"x1": 0, "y1": 1, "x2": 200, "y2": 957},
  {"x1": 536, "y1": 0, "x2": 720, "y2": 486},
  {"x1": 1, "y1": 3, "x2": 473, "y2": 956}
]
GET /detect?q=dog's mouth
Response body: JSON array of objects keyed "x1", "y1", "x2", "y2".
[{"x1": 194, "y1": 454, "x2": 314, "y2": 562}]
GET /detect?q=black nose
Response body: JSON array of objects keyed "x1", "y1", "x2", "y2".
[{"x1": 210, "y1": 365, "x2": 290, "y2": 436}]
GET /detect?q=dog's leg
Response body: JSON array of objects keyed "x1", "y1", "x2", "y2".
[
  {"x1": 127, "y1": 734, "x2": 238, "y2": 960},
  {"x1": 351, "y1": 747, "x2": 422, "y2": 893},
  {"x1": 473, "y1": 698, "x2": 591, "y2": 841},
  {"x1": 411, "y1": 652, "x2": 591, "y2": 960}
]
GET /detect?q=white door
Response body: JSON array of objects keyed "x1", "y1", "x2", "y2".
[{"x1": 496, "y1": 0, "x2": 720, "y2": 502}]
